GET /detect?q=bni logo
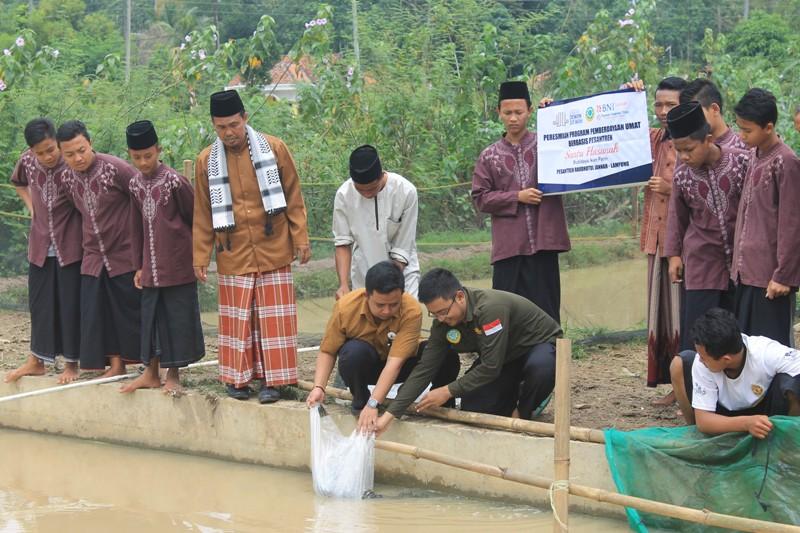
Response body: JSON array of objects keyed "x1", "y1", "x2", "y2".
[
  {"x1": 552, "y1": 111, "x2": 568, "y2": 128},
  {"x1": 585, "y1": 106, "x2": 595, "y2": 121}
]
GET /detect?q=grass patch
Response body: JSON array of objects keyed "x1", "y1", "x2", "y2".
[
  {"x1": 417, "y1": 229, "x2": 491, "y2": 247},
  {"x1": 568, "y1": 220, "x2": 634, "y2": 238},
  {"x1": 423, "y1": 252, "x2": 493, "y2": 281},
  {"x1": 560, "y1": 240, "x2": 638, "y2": 270},
  {"x1": 0, "y1": 285, "x2": 27, "y2": 311}
]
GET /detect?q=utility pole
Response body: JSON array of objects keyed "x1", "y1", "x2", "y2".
[
  {"x1": 351, "y1": 0, "x2": 360, "y2": 71},
  {"x1": 125, "y1": 0, "x2": 132, "y2": 82},
  {"x1": 743, "y1": 0, "x2": 750, "y2": 19}
]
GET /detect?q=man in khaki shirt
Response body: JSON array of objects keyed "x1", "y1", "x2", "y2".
[
  {"x1": 306, "y1": 261, "x2": 459, "y2": 432},
  {"x1": 193, "y1": 89, "x2": 310, "y2": 403}
]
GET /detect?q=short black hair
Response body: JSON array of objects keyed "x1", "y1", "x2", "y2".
[
  {"x1": 690, "y1": 308, "x2": 743, "y2": 359},
  {"x1": 418, "y1": 268, "x2": 462, "y2": 304},
  {"x1": 734, "y1": 88, "x2": 778, "y2": 128},
  {"x1": 24, "y1": 118, "x2": 56, "y2": 148},
  {"x1": 56, "y1": 120, "x2": 91, "y2": 144},
  {"x1": 681, "y1": 78, "x2": 723, "y2": 113},
  {"x1": 364, "y1": 261, "x2": 405, "y2": 295},
  {"x1": 656, "y1": 76, "x2": 687, "y2": 93}
]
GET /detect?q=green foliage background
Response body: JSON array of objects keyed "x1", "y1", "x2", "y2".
[{"x1": 0, "y1": 0, "x2": 799, "y2": 274}]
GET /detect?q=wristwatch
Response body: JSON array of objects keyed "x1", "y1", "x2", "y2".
[{"x1": 367, "y1": 398, "x2": 380, "y2": 409}]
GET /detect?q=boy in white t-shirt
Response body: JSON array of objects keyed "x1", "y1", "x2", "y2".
[{"x1": 671, "y1": 307, "x2": 800, "y2": 438}]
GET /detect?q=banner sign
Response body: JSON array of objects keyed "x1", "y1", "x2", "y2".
[{"x1": 536, "y1": 89, "x2": 652, "y2": 195}]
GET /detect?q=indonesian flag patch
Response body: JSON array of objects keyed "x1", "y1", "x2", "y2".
[{"x1": 482, "y1": 319, "x2": 503, "y2": 336}]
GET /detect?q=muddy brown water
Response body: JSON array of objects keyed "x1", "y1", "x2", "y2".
[
  {"x1": 0, "y1": 429, "x2": 631, "y2": 532},
  {"x1": 285, "y1": 258, "x2": 647, "y2": 336}
]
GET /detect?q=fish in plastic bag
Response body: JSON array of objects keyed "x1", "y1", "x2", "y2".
[{"x1": 309, "y1": 405, "x2": 375, "y2": 499}]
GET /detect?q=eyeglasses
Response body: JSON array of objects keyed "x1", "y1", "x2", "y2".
[{"x1": 427, "y1": 295, "x2": 456, "y2": 320}]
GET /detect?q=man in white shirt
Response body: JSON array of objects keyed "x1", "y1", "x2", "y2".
[
  {"x1": 333, "y1": 145, "x2": 420, "y2": 299},
  {"x1": 671, "y1": 308, "x2": 800, "y2": 438}
]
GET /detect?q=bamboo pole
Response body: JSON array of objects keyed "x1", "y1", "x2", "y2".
[
  {"x1": 295, "y1": 380, "x2": 606, "y2": 444},
  {"x1": 553, "y1": 338, "x2": 571, "y2": 531},
  {"x1": 0, "y1": 373, "x2": 136, "y2": 403},
  {"x1": 375, "y1": 440, "x2": 800, "y2": 533}
]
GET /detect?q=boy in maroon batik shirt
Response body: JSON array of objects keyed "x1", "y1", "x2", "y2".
[
  {"x1": 731, "y1": 89, "x2": 800, "y2": 346},
  {"x1": 120, "y1": 120, "x2": 204, "y2": 393},
  {"x1": 57, "y1": 120, "x2": 143, "y2": 377},
  {"x1": 5, "y1": 118, "x2": 83, "y2": 384},
  {"x1": 664, "y1": 102, "x2": 749, "y2": 353},
  {"x1": 471, "y1": 81, "x2": 570, "y2": 324}
]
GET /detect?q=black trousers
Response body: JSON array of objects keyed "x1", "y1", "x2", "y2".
[
  {"x1": 735, "y1": 283, "x2": 796, "y2": 347},
  {"x1": 679, "y1": 350, "x2": 800, "y2": 416},
  {"x1": 679, "y1": 285, "x2": 735, "y2": 351},
  {"x1": 461, "y1": 342, "x2": 556, "y2": 419},
  {"x1": 492, "y1": 252, "x2": 561, "y2": 324},
  {"x1": 338, "y1": 339, "x2": 461, "y2": 410}
]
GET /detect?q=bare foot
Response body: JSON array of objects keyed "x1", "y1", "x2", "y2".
[
  {"x1": 119, "y1": 370, "x2": 161, "y2": 393},
  {"x1": 510, "y1": 408, "x2": 520, "y2": 419},
  {"x1": 57, "y1": 362, "x2": 80, "y2": 384},
  {"x1": 651, "y1": 389, "x2": 676, "y2": 406},
  {"x1": 4, "y1": 355, "x2": 46, "y2": 383},
  {"x1": 163, "y1": 368, "x2": 183, "y2": 395},
  {"x1": 101, "y1": 356, "x2": 127, "y2": 379}
]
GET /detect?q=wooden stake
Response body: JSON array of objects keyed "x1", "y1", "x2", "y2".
[
  {"x1": 375, "y1": 440, "x2": 800, "y2": 533},
  {"x1": 553, "y1": 338, "x2": 571, "y2": 531},
  {"x1": 183, "y1": 159, "x2": 194, "y2": 184},
  {"x1": 295, "y1": 380, "x2": 606, "y2": 444}
]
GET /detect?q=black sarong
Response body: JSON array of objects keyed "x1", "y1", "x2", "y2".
[
  {"x1": 735, "y1": 283, "x2": 796, "y2": 347},
  {"x1": 140, "y1": 282, "x2": 205, "y2": 368},
  {"x1": 28, "y1": 258, "x2": 81, "y2": 363},
  {"x1": 79, "y1": 268, "x2": 141, "y2": 369},
  {"x1": 492, "y1": 251, "x2": 561, "y2": 323}
]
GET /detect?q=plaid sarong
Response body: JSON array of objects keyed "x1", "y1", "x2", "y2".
[{"x1": 217, "y1": 266, "x2": 298, "y2": 387}]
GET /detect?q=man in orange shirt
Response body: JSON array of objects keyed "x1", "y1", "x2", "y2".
[{"x1": 306, "y1": 261, "x2": 459, "y2": 432}]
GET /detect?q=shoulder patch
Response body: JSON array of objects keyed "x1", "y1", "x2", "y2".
[{"x1": 482, "y1": 319, "x2": 503, "y2": 336}]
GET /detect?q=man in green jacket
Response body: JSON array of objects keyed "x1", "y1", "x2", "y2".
[{"x1": 376, "y1": 268, "x2": 561, "y2": 434}]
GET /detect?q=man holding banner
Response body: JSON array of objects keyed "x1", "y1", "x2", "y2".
[
  {"x1": 471, "y1": 81, "x2": 570, "y2": 324},
  {"x1": 536, "y1": 77, "x2": 685, "y2": 403}
]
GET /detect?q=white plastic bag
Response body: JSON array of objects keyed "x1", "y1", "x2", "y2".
[{"x1": 309, "y1": 405, "x2": 375, "y2": 499}]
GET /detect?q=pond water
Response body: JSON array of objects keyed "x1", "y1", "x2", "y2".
[
  {"x1": 288, "y1": 258, "x2": 647, "y2": 336},
  {"x1": 0, "y1": 429, "x2": 629, "y2": 532}
]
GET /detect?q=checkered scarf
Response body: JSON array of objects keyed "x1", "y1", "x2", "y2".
[{"x1": 207, "y1": 125, "x2": 287, "y2": 232}]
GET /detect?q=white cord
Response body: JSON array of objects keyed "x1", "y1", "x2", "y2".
[{"x1": 549, "y1": 479, "x2": 570, "y2": 531}]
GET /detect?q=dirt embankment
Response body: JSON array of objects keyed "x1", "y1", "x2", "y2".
[{"x1": 0, "y1": 310, "x2": 687, "y2": 431}]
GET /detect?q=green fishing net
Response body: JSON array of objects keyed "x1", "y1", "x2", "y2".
[{"x1": 604, "y1": 416, "x2": 800, "y2": 532}]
